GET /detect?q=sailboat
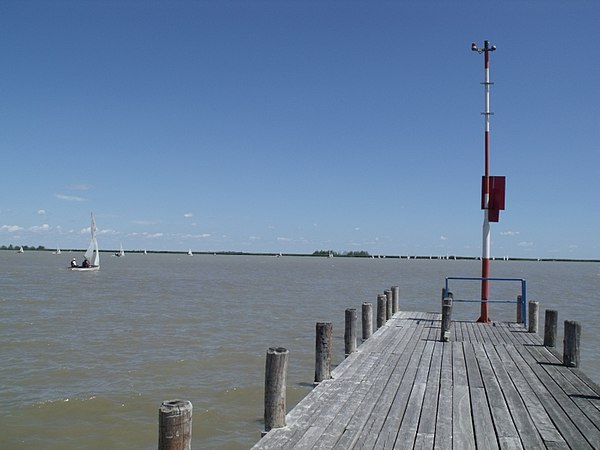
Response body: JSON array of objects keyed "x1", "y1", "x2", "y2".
[
  {"x1": 69, "y1": 213, "x2": 100, "y2": 271},
  {"x1": 53, "y1": 247, "x2": 61, "y2": 255},
  {"x1": 17, "y1": 246, "x2": 24, "y2": 253},
  {"x1": 187, "y1": 248, "x2": 193, "y2": 256},
  {"x1": 114, "y1": 243, "x2": 125, "y2": 257}
]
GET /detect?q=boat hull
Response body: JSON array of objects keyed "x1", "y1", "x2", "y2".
[{"x1": 68, "y1": 266, "x2": 99, "y2": 272}]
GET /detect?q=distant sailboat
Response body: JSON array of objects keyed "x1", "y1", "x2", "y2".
[
  {"x1": 114, "y1": 243, "x2": 125, "y2": 257},
  {"x1": 17, "y1": 246, "x2": 24, "y2": 253},
  {"x1": 187, "y1": 248, "x2": 193, "y2": 256},
  {"x1": 53, "y1": 247, "x2": 61, "y2": 255},
  {"x1": 69, "y1": 213, "x2": 100, "y2": 271},
  {"x1": 143, "y1": 249, "x2": 147, "y2": 255}
]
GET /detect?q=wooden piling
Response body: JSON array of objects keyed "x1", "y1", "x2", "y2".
[
  {"x1": 516, "y1": 294, "x2": 522, "y2": 323},
  {"x1": 344, "y1": 308, "x2": 357, "y2": 357},
  {"x1": 528, "y1": 301, "x2": 539, "y2": 333},
  {"x1": 264, "y1": 347, "x2": 289, "y2": 432},
  {"x1": 362, "y1": 302, "x2": 373, "y2": 342},
  {"x1": 563, "y1": 320, "x2": 581, "y2": 368},
  {"x1": 158, "y1": 399, "x2": 193, "y2": 450},
  {"x1": 440, "y1": 293, "x2": 453, "y2": 342},
  {"x1": 384, "y1": 289, "x2": 393, "y2": 320},
  {"x1": 391, "y1": 286, "x2": 400, "y2": 314},
  {"x1": 544, "y1": 309, "x2": 558, "y2": 347},
  {"x1": 315, "y1": 322, "x2": 332, "y2": 383},
  {"x1": 376, "y1": 294, "x2": 387, "y2": 329}
]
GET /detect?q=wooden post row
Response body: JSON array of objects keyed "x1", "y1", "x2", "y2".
[
  {"x1": 528, "y1": 301, "x2": 539, "y2": 334},
  {"x1": 362, "y1": 302, "x2": 373, "y2": 341},
  {"x1": 544, "y1": 309, "x2": 558, "y2": 347},
  {"x1": 264, "y1": 347, "x2": 289, "y2": 433},
  {"x1": 158, "y1": 399, "x2": 193, "y2": 450},
  {"x1": 315, "y1": 322, "x2": 332, "y2": 383},
  {"x1": 440, "y1": 292, "x2": 453, "y2": 342},
  {"x1": 384, "y1": 289, "x2": 393, "y2": 320},
  {"x1": 563, "y1": 320, "x2": 581, "y2": 368},
  {"x1": 391, "y1": 286, "x2": 400, "y2": 314},
  {"x1": 344, "y1": 308, "x2": 357, "y2": 357},
  {"x1": 376, "y1": 294, "x2": 387, "y2": 329}
]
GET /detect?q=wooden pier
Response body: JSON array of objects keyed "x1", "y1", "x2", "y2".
[{"x1": 253, "y1": 311, "x2": 600, "y2": 449}]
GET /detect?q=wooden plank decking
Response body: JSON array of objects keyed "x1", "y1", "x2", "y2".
[{"x1": 253, "y1": 311, "x2": 600, "y2": 449}]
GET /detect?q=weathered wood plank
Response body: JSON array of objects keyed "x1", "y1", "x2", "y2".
[
  {"x1": 433, "y1": 341, "x2": 453, "y2": 450},
  {"x1": 507, "y1": 343, "x2": 594, "y2": 449},
  {"x1": 494, "y1": 344, "x2": 567, "y2": 447},
  {"x1": 452, "y1": 342, "x2": 476, "y2": 450},
  {"x1": 483, "y1": 344, "x2": 545, "y2": 448}
]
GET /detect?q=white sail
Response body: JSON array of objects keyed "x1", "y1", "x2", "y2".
[{"x1": 83, "y1": 213, "x2": 100, "y2": 267}]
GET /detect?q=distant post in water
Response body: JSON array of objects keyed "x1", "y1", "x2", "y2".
[
  {"x1": 516, "y1": 295, "x2": 522, "y2": 324},
  {"x1": 544, "y1": 310, "x2": 558, "y2": 347},
  {"x1": 344, "y1": 308, "x2": 357, "y2": 357},
  {"x1": 362, "y1": 302, "x2": 373, "y2": 341},
  {"x1": 264, "y1": 347, "x2": 289, "y2": 432},
  {"x1": 563, "y1": 320, "x2": 581, "y2": 368},
  {"x1": 158, "y1": 399, "x2": 193, "y2": 450},
  {"x1": 315, "y1": 322, "x2": 332, "y2": 383},
  {"x1": 391, "y1": 286, "x2": 400, "y2": 313},
  {"x1": 376, "y1": 294, "x2": 387, "y2": 329}
]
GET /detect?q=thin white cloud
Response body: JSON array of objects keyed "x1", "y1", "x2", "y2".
[
  {"x1": 80, "y1": 227, "x2": 117, "y2": 235},
  {"x1": 440, "y1": 235, "x2": 448, "y2": 241},
  {"x1": 37, "y1": 209, "x2": 46, "y2": 215},
  {"x1": 354, "y1": 227, "x2": 360, "y2": 231},
  {"x1": 30, "y1": 224, "x2": 50, "y2": 232},
  {"x1": 55, "y1": 193, "x2": 86, "y2": 202},
  {"x1": 500, "y1": 231, "x2": 520, "y2": 236},
  {"x1": 184, "y1": 213, "x2": 193, "y2": 218},
  {"x1": 277, "y1": 237, "x2": 292, "y2": 242},
  {"x1": 1, "y1": 225, "x2": 23, "y2": 232},
  {"x1": 518, "y1": 241, "x2": 534, "y2": 247}
]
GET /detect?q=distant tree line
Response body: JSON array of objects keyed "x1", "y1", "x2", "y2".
[
  {"x1": 1, "y1": 244, "x2": 46, "y2": 250},
  {"x1": 312, "y1": 250, "x2": 371, "y2": 257}
]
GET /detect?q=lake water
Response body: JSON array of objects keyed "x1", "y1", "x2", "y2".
[{"x1": 1, "y1": 252, "x2": 598, "y2": 449}]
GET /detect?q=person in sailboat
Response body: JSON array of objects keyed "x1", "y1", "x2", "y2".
[
  {"x1": 82, "y1": 258, "x2": 90, "y2": 268},
  {"x1": 71, "y1": 258, "x2": 78, "y2": 268}
]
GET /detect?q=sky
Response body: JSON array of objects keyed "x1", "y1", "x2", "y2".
[{"x1": 1, "y1": 0, "x2": 599, "y2": 259}]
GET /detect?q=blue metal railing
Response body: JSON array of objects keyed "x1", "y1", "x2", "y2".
[{"x1": 444, "y1": 276, "x2": 527, "y2": 325}]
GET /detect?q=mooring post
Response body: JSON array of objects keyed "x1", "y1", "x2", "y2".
[
  {"x1": 376, "y1": 294, "x2": 387, "y2": 329},
  {"x1": 516, "y1": 294, "x2": 522, "y2": 324},
  {"x1": 441, "y1": 292, "x2": 453, "y2": 342},
  {"x1": 158, "y1": 399, "x2": 193, "y2": 450},
  {"x1": 544, "y1": 309, "x2": 558, "y2": 347},
  {"x1": 344, "y1": 308, "x2": 357, "y2": 357},
  {"x1": 391, "y1": 286, "x2": 400, "y2": 314},
  {"x1": 384, "y1": 289, "x2": 393, "y2": 320},
  {"x1": 315, "y1": 322, "x2": 332, "y2": 383},
  {"x1": 528, "y1": 301, "x2": 539, "y2": 333},
  {"x1": 563, "y1": 320, "x2": 581, "y2": 368},
  {"x1": 264, "y1": 347, "x2": 289, "y2": 433},
  {"x1": 362, "y1": 302, "x2": 373, "y2": 342}
]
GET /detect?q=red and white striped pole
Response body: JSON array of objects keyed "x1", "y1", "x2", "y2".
[{"x1": 472, "y1": 40, "x2": 496, "y2": 323}]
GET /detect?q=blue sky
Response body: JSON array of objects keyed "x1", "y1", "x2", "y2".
[{"x1": 1, "y1": 1, "x2": 598, "y2": 258}]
